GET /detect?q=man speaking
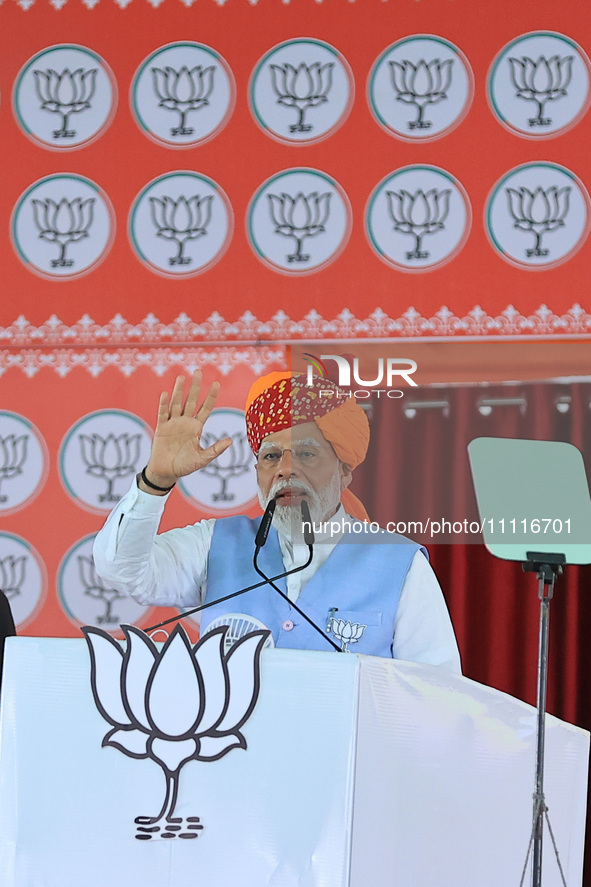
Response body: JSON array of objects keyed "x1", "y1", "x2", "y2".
[{"x1": 93, "y1": 370, "x2": 460, "y2": 671}]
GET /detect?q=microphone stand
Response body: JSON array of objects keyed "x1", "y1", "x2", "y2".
[
  {"x1": 143, "y1": 559, "x2": 314, "y2": 634},
  {"x1": 143, "y1": 500, "x2": 340, "y2": 652},
  {"x1": 252, "y1": 498, "x2": 342, "y2": 653}
]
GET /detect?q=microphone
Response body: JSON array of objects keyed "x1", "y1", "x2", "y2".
[
  {"x1": 143, "y1": 500, "x2": 341, "y2": 651},
  {"x1": 300, "y1": 498, "x2": 315, "y2": 545},
  {"x1": 254, "y1": 498, "x2": 276, "y2": 549},
  {"x1": 252, "y1": 498, "x2": 341, "y2": 653},
  {"x1": 143, "y1": 500, "x2": 324, "y2": 636}
]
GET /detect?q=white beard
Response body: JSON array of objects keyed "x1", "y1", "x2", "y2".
[{"x1": 258, "y1": 472, "x2": 342, "y2": 542}]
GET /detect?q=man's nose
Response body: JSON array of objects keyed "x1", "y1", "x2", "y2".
[{"x1": 275, "y1": 449, "x2": 297, "y2": 477}]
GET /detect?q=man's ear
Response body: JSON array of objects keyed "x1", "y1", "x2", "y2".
[{"x1": 339, "y1": 462, "x2": 353, "y2": 491}]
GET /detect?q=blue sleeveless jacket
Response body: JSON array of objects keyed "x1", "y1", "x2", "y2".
[{"x1": 202, "y1": 516, "x2": 423, "y2": 656}]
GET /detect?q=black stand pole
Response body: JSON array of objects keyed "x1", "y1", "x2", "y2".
[{"x1": 519, "y1": 552, "x2": 567, "y2": 887}]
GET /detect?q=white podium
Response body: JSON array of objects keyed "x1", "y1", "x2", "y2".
[{"x1": 0, "y1": 636, "x2": 588, "y2": 887}]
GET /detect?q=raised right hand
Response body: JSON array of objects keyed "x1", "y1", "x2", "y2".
[{"x1": 141, "y1": 370, "x2": 232, "y2": 494}]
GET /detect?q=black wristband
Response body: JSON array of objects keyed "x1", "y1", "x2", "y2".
[{"x1": 140, "y1": 467, "x2": 176, "y2": 493}]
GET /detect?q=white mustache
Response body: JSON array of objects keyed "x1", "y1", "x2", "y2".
[{"x1": 269, "y1": 478, "x2": 314, "y2": 502}]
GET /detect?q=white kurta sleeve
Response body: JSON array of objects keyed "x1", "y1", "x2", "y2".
[
  {"x1": 92, "y1": 479, "x2": 215, "y2": 609},
  {"x1": 392, "y1": 550, "x2": 462, "y2": 673}
]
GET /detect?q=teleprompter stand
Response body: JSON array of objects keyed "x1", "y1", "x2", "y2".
[
  {"x1": 467, "y1": 436, "x2": 591, "y2": 887},
  {"x1": 519, "y1": 552, "x2": 567, "y2": 887}
]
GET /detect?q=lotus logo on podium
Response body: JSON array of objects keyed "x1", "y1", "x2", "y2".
[{"x1": 84, "y1": 624, "x2": 269, "y2": 840}]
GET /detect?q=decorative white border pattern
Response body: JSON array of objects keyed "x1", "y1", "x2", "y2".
[
  {"x1": 17, "y1": 0, "x2": 271, "y2": 8},
  {"x1": 0, "y1": 304, "x2": 590, "y2": 348},
  {"x1": 0, "y1": 346, "x2": 286, "y2": 377}
]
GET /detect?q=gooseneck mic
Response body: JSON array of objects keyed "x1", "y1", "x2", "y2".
[
  {"x1": 143, "y1": 499, "x2": 337, "y2": 646},
  {"x1": 253, "y1": 499, "x2": 341, "y2": 653},
  {"x1": 300, "y1": 498, "x2": 315, "y2": 546},
  {"x1": 254, "y1": 498, "x2": 276, "y2": 549}
]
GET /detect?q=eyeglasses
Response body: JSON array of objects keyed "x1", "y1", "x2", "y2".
[{"x1": 256, "y1": 444, "x2": 334, "y2": 470}]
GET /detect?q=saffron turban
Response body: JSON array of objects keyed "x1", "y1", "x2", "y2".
[{"x1": 245, "y1": 372, "x2": 370, "y2": 521}]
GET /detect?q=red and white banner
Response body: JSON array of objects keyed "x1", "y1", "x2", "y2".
[{"x1": 1, "y1": 0, "x2": 590, "y2": 641}]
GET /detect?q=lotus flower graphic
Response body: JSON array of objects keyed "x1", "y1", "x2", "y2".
[
  {"x1": 0, "y1": 433, "x2": 28, "y2": 503},
  {"x1": 0, "y1": 555, "x2": 26, "y2": 602},
  {"x1": 78, "y1": 555, "x2": 125, "y2": 625},
  {"x1": 389, "y1": 58, "x2": 453, "y2": 130},
  {"x1": 328, "y1": 618, "x2": 366, "y2": 652},
  {"x1": 84, "y1": 623, "x2": 269, "y2": 838},
  {"x1": 33, "y1": 67, "x2": 97, "y2": 139},
  {"x1": 508, "y1": 55, "x2": 573, "y2": 127},
  {"x1": 268, "y1": 191, "x2": 331, "y2": 263},
  {"x1": 199, "y1": 431, "x2": 250, "y2": 502},
  {"x1": 151, "y1": 65, "x2": 216, "y2": 137},
  {"x1": 31, "y1": 196, "x2": 95, "y2": 268},
  {"x1": 269, "y1": 61, "x2": 334, "y2": 133},
  {"x1": 386, "y1": 187, "x2": 451, "y2": 259},
  {"x1": 149, "y1": 194, "x2": 213, "y2": 266},
  {"x1": 506, "y1": 185, "x2": 571, "y2": 257},
  {"x1": 79, "y1": 432, "x2": 141, "y2": 503}
]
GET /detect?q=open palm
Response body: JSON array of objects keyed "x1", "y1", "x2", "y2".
[{"x1": 145, "y1": 371, "x2": 232, "y2": 487}]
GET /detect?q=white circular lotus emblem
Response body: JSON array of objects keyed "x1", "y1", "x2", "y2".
[
  {"x1": 365, "y1": 165, "x2": 471, "y2": 272},
  {"x1": 179, "y1": 409, "x2": 258, "y2": 513},
  {"x1": 202, "y1": 614, "x2": 275, "y2": 650},
  {"x1": 129, "y1": 171, "x2": 233, "y2": 278},
  {"x1": 488, "y1": 31, "x2": 591, "y2": 139},
  {"x1": 11, "y1": 174, "x2": 115, "y2": 280},
  {"x1": 249, "y1": 38, "x2": 354, "y2": 145},
  {"x1": 57, "y1": 534, "x2": 152, "y2": 633},
  {"x1": 247, "y1": 168, "x2": 351, "y2": 275},
  {"x1": 485, "y1": 162, "x2": 590, "y2": 269},
  {"x1": 13, "y1": 43, "x2": 117, "y2": 150},
  {"x1": 0, "y1": 412, "x2": 48, "y2": 515},
  {"x1": 368, "y1": 34, "x2": 474, "y2": 141},
  {"x1": 131, "y1": 41, "x2": 235, "y2": 148},
  {"x1": 59, "y1": 410, "x2": 153, "y2": 514},
  {"x1": 0, "y1": 533, "x2": 46, "y2": 630}
]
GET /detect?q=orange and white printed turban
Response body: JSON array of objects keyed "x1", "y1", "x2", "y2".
[{"x1": 245, "y1": 372, "x2": 370, "y2": 521}]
